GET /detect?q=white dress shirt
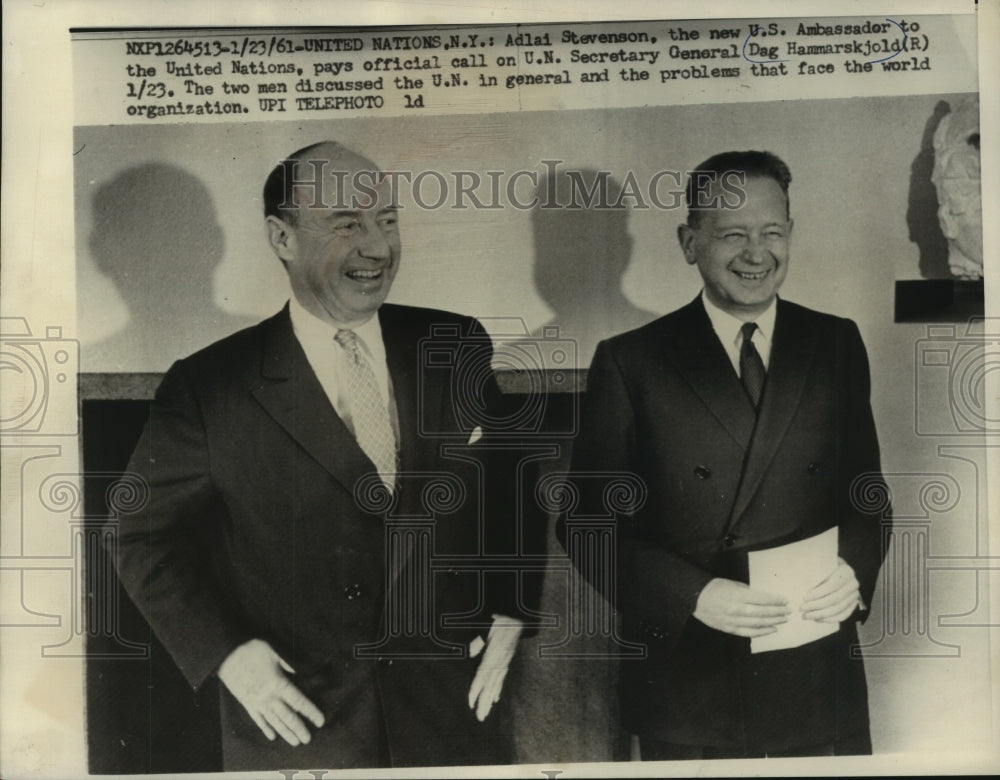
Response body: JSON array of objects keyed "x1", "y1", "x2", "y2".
[
  {"x1": 288, "y1": 296, "x2": 395, "y2": 439},
  {"x1": 701, "y1": 290, "x2": 776, "y2": 376}
]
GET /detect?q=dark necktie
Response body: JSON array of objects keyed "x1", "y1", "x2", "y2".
[
  {"x1": 739, "y1": 322, "x2": 766, "y2": 409},
  {"x1": 335, "y1": 329, "x2": 398, "y2": 489}
]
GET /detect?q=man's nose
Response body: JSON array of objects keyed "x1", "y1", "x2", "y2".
[
  {"x1": 356, "y1": 224, "x2": 392, "y2": 259},
  {"x1": 742, "y1": 236, "x2": 768, "y2": 264}
]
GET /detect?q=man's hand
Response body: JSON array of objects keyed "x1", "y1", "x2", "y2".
[
  {"x1": 217, "y1": 639, "x2": 325, "y2": 746},
  {"x1": 693, "y1": 578, "x2": 790, "y2": 637},
  {"x1": 801, "y1": 557, "x2": 862, "y2": 623},
  {"x1": 467, "y1": 615, "x2": 524, "y2": 722}
]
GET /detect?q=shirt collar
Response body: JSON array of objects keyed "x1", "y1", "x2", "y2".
[
  {"x1": 289, "y1": 295, "x2": 385, "y2": 362},
  {"x1": 700, "y1": 290, "x2": 777, "y2": 347}
]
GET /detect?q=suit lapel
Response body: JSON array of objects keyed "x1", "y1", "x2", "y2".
[
  {"x1": 378, "y1": 305, "x2": 423, "y2": 479},
  {"x1": 251, "y1": 305, "x2": 373, "y2": 495},
  {"x1": 376, "y1": 306, "x2": 451, "y2": 604},
  {"x1": 662, "y1": 298, "x2": 757, "y2": 449},
  {"x1": 727, "y1": 299, "x2": 819, "y2": 528}
]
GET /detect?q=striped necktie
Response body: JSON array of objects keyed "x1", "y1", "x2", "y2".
[{"x1": 739, "y1": 321, "x2": 766, "y2": 410}]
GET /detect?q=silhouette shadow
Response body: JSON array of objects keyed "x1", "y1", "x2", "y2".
[
  {"x1": 906, "y1": 100, "x2": 952, "y2": 279},
  {"x1": 86, "y1": 163, "x2": 257, "y2": 370},
  {"x1": 526, "y1": 169, "x2": 657, "y2": 368}
]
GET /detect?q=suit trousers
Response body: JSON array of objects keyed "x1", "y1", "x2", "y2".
[{"x1": 640, "y1": 729, "x2": 872, "y2": 760}]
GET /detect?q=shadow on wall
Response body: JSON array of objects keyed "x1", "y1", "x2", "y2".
[
  {"x1": 906, "y1": 100, "x2": 952, "y2": 280},
  {"x1": 528, "y1": 169, "x2": 658, "y2": 367},
  {"x1": 86, "y1": 163, "x2": 258, "y2": 370}
]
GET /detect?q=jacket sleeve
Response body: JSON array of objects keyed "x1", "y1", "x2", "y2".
[
  {"x1": 556, "y1": 340, "x2": 715, "y2": 645},
  {"x1": 836, "y1": 320, "x2": 891, "y2": 621},
  {"x1": 107, "y1": 360, "x2": 253, "y2": 690}
]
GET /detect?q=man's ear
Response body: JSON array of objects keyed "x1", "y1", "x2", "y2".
[
  {"x1": 677, "y1": 223, "x2": 697, "y2": 265},
  {"x1": 266, "y1": 215, "x2": 296, "y2": 263}
]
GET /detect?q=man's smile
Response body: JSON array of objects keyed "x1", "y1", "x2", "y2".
[
  {"x1": 346, "y1": 268, "x2": 383, "y2": 280},
  {"x1": 732, "y1": 268, "x2": 771, "y2": 282}
]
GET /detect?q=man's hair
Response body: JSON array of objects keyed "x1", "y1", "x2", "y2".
[
  {"x1": 685, "y1": 150, "x2": 792, "y2": 228},
  {"x1": 262, "y1": 141, "x2": 333, "y2": 226}
]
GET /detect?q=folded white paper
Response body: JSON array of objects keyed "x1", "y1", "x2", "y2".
[{"x1": 748, "y1": 527, "x2": 839, "y2": 654}]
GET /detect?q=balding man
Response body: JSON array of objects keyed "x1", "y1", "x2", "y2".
[{"x1": 111, "y1": 142, "x2": 525, "y2": 770}]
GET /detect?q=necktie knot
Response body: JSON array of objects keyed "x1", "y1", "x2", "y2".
[
  {"x1": 335, "y1": 329, "x2": 361, "y2": 360},
  {"x1": 740, "y1": 321, "x2": 758, "y2": 347}
]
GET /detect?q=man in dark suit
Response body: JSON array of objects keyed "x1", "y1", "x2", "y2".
[
  {"x1": 559, "y1": 150, "x2": 889, "y2": 759},
  {"x1": 110, "y1": 141, "x2": 525, "y2": 770}
]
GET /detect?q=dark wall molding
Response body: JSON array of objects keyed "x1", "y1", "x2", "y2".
[
  {"x1": 79, "y1": 369, "x2": 587, "y2": 401},
  {"x1": 894, "y1": 279, "x2": 985, "y2": 323}
]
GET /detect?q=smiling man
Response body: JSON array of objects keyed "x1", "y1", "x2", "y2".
[
  {"x1": 559, "y1": 150, "x2": 889, "y2": 759},
  {"x1": 111, "y1": 141, "x2": 525, "y2": 770}
]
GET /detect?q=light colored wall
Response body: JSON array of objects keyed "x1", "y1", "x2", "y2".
[
  {"x1": 75, "y1": 94, "x2": 993, "y2": 756},
  {"x1": 76, "y1": 94, "x2": 956, "y2": 370}
]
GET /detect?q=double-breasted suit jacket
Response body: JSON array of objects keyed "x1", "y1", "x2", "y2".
[
  {"x1": 559, "y1": 295, "x2": 889, "y2": 753},
  {"x1": 112, "y1": 303, "x2": 520, "y2": 769}
]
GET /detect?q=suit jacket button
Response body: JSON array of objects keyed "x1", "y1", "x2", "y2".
[
  {"x1": 808, "y1": 462, "x2": 821, "y2": 475},
  {"x1": 694, "y1": 465, "x2": 711, "y2": 479},
  {"x1": 344, "y1": 584, "x2": 362, "y2": 600},
  {"x1": 723, "y1": 534, "x2": 737, "y2": 548}
]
